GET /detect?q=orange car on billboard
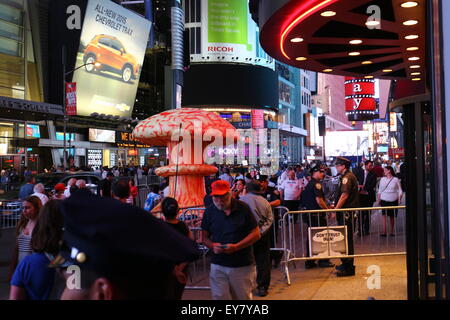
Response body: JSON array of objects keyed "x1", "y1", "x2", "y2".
[{"x1": 83, "y1": 34, "x2": 140, "y2": 83}]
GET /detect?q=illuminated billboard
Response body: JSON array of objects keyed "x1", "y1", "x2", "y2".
[
  {"x1": 89, "y1": 128, "x2": 115, "y2": 143},
  {"x1": 325, "y1": 131, "x2": 369, "y2": 157},
  {"x1": 72, "y1": 0, "x2": 151, "y2": 117},
  {"x1": 26, "y1": 125, "x2": 40, "y2": 138},
  {"x1": 186, "y1": 0, "x2": 274, "y2": 69}
]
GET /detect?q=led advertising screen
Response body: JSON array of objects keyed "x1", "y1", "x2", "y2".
[
  {"x1": 72, "y1": 0, "x2": 151, "y2": 117},
  {"x1": 325, "y1": 131, "x2": 369, "y2": 157},
  {"x1": 56, "y1": 132, "x2": 75, "y2": 141},
  {"x1": 26, "y1": 125, "x2": 40, "y2": 138},
  {"x1": 89, "y1": 128, "x2": 115, "y2": 143},
  {"x1": 187, "y1": 0, "x2": 274, "y2": 69}
]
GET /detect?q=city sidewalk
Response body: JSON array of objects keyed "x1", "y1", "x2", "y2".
[
  {"x1": 183, "y1": 255, "x2": 407, "y2": 300},
  {"x1": 0, "y1": 225, "x2": 407, "y2": 300}
]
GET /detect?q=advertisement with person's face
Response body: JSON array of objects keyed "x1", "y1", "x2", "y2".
[{"x1": 73, "y1": 0, "x2": 151, "y2": 117}]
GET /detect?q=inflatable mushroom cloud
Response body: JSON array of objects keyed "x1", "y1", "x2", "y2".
[{"x1": 133, "y1": 108, "x2": 238, "y2": 212}]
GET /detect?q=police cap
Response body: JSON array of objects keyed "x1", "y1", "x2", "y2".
[
  {"x1": 335, "y1": 157, "x2": 352, "y2": 168},
  {"x1": 310, "y1": 166, "x2": 324, "y2": 174},
  {"x1": 51, "y1": 191, "x2": 199, "y2": 275}
]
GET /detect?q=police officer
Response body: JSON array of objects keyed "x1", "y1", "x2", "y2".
[
  {"x1": 300, "y1": 166, "x2": 334, "y2": 269},
  {"x1": 50, "y1": 190, "x2": 199, "y2": 299},
  {"x1": 332, "y1": 157, "x2": 359, "y2": 277}
]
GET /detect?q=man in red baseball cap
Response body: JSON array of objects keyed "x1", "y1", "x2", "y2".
[{"x1": 201, "y1": 180, "x2": 261, "y2": 300}]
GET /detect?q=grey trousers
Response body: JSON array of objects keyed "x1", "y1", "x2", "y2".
[{"x1": 210, "y1": 263, "x2": 257, "y2": 300}]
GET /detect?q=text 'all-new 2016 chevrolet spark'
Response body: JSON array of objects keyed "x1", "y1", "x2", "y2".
[{"x1": 83, "y1": 34, "x2": 140, "y2": 83}]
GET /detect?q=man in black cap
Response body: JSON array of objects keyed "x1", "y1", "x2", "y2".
[
  {"x1": 239, "y1": 181, "x2": 273, "y2": 297},
  {"x1": 300, "y1": 166, "x2": 334, "y2": 269},
  {"x1": 51, "y1": 191, "x2": 199, "y2": 299},
  {"x1": 332, "y1": 157, "x2": 359, "y2": 277}
]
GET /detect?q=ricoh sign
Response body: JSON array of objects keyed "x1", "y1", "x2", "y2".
[
  {"x1": 208, "y1": 46, "x2": 234, "y2": 53},
  {"x1": 188, "y1": 0, "x2": 274, "y2": 69}
]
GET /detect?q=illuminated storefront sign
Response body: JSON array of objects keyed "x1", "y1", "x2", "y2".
[{"x1": 345, "y1": 78, "x2": 378, "y2": 121}]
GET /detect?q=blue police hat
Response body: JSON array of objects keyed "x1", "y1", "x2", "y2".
[{"x1": 51, "y1": 191, "x2": 199, "y2": 274}]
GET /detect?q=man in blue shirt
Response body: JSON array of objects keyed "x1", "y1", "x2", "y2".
[
  {"x1": 201, "y1": 180, "x2": 261, "y2": 300},
  {"x1": 19, "y1": 176, "x2": 35, "y2": 200}
]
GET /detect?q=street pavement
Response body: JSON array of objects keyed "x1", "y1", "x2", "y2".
[{"x1": 0, "y1": 209, "x2": 407, "y2": 300}]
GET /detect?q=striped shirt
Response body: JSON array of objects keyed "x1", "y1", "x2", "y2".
[{"x1": 17, "y1": 231, "x2": 32, "y2": 264}]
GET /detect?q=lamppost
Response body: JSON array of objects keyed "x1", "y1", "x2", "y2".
[{"x1": 62, "y1": 46, "x2": 100, "y2": 171}]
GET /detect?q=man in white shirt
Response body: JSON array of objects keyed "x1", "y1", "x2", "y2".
[
  {"x1": 64, "y1": 178, "x2": 77, "y2": 198},
  {"x1": 279, "y1": 169, "x2": 304, "y2": 214},
  {"x1": 31, "y1": 183, "x2": 49, "y2": 205}
]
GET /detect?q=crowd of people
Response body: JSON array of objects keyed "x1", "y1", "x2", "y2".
[{"x1": 5, "y1": 156, "x2": 405, "y2": 300}]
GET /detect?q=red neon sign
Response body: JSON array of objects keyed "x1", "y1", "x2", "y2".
[{"x1": 280, "y1": 0, "x2": 339, "y2": 60}]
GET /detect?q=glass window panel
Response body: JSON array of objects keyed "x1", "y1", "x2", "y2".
[
  {"x1": 0, "y1": 69, "x2": 24, "y2": 88},
  {"x1": 196, "y1": 0, "x2": 201, "y2": 22},
  {"x1": 0, "y1": 52, "x2": 24, "y2": 73},
  {"x1": 190, "y1": 0, "x2": 195, "y2": 24},
  {"x1": 0, "y1": 85, "x2": 24, "y2": 99},
  {"x1": 0, "y1": 19, "x2": 22, "y2": 41},
  {"x1": 0, "y1": 4, "x2": 22, "y2": 25},
  {"x1": 0, "y1": 36, "x2": 22, "y2": 56},
  {"x1": 185, "y1": 0, "x2": 190, "y2": 23},
  {"x1": 196, "y1": 27, "x2": 201, "y2": 54},
  {"x1": 190, "y1": 27, "x2": 194, "y2": 54},
  {"x1": 98, "y1": 37, "x2": 111, "y2": 47}
]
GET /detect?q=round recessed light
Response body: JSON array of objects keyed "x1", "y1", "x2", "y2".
[
  {"x1": 409, "y1": 57, "x2": 420, "y2": 61},
  {"x1": 296, "y1": 57, "x2": 307, "y2": 61},
  {"x1": 323, "y1": 69, "x2": 333, "y2": 72},
  {"x1": 401, "y1": 1, "x2": 418, "y2": 8},
  {"x1": 365, "y1": 76, "x2": 374, "y2": 79},
  {"x1": 321, "y1": 11, "x2": 336, "y2": 17},
  {"x1": 349, "y1": 40, "x2": 363, "y2": 45},
  {"x1": 403, "y1": 20, "x2": 418, "y2": 26},
  {"x1": 366, "y1": 20, "x2": 380, "y2": 27},
  {"x1": 291, "y1": 37, "x2": 304, "y2": 43},
  {"x1": 405, "y1": 34, "x2": 419, "y2": 40},
  {"x1": 412, "y1": 78, "x2": 421, "y2": 81},
  {"x1": 410, "y1": 65, "x2": 421, "y2": 69},
  {"x1": 362, "y1": 61, "x2": 373, "y2": 65},
  {"x1": 407, "y1": 47, "x2": 419, "y2": 51},
  {"x1": 349, "y1": 52, "x2": 360, "y2": 56},
  {"x1": 383, "y1": 69, "x2": 393, "y2": 73},
  {"x1": 411, "y1": 72, "x2": 421, "y2": 76}
]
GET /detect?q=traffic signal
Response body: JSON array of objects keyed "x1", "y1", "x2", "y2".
[{"x1": 318, "y1": 116, "x2": 326, "y2": 136}]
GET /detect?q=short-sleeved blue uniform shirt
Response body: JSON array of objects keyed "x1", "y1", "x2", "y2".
[
  {"x1": 11, "y1": 252, "x2": 55, "y2": 300},
  {"x1": 201, "y1": 198, "x2": 257, "y2": 267}
]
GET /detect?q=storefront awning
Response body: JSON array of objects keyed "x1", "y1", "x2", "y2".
[
  {"x1": 0, "y1": 96, "x2": 64, "y2": 121},
  {"x1": 252, "y1": 0, "x2": 425, "y2": 82}
]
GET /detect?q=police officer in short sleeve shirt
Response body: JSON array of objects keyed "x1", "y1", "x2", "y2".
[
  {"x1": 333, "y1": 157, "x2": 359, "y2": 277},
  {"x1": 300, "y1": 166, "x2": 334, "y2": 269}
]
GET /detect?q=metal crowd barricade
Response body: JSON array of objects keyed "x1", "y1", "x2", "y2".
[
  {"x1": 0, "y1": 200, "x2": 22, "y2": 229},
  {"x1": 280, "y1": 205, "x2": 406, "y2": 285},
  {"x1": 179, "y1": 207, "x2": 210, "y2": 290},
  {"x1": 271, "y1": 206, "x2": 289, "y2": 260}
]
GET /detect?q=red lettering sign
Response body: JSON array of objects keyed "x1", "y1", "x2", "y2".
[
  {"x1": 345, "y1": 77, "x2": 377, "y2": 121},
  {"x1": 65, "y1": 82, "x2": 77, "y2": 116},
  {"x1": 207, "y1": 46, "x2": 234, "y2": 52}
]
